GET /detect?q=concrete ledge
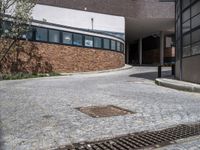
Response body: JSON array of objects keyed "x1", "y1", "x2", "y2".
[{"x1": 155, "y1": 78, "x2": 200, "y2": 93}]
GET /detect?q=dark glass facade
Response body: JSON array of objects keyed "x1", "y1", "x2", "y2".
[
  {"x1": 176, "y1": 0, "x2": 200, "y2": 83},
  {"x1": 176, "y1": 0, "x2": 200, "y2": 59}
]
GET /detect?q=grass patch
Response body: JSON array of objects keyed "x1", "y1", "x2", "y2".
[{"x1": 0, "y1": 72, "x2": 61, "y2": 80}]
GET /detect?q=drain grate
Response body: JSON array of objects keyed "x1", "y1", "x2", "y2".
[{"x1": 57, "y1": 123, "x2": 200, "y2": 150}]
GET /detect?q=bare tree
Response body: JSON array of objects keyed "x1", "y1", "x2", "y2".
[{"x1": 0, "y1": 0, "x2": 37, "y2": 64}]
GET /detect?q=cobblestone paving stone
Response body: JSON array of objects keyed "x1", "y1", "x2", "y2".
[{"x1": 0, "y1": 67, "x2": 200, "y2": 150}]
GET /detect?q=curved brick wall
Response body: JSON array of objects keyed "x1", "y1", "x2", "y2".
[{"x1": 0, "y1": 41, "x2": 125, "y2": 73}]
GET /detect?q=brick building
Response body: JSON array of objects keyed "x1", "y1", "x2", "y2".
[{"x1": 2, "y1": 0, "x2": 175, "y2": 73}]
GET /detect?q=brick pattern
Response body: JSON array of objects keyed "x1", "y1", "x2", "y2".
[
  {"x1": 143, "y1": 48, "x2": 175, "y2": 64},
  {"x1": 0, "y1": 41, "x2": 125, "y2": 73}
]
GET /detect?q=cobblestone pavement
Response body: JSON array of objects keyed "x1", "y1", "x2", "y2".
[{"x1": 0, "y1": 67, "x2": 200, "y2": 150}]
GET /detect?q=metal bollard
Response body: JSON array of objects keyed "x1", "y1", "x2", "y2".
[
  {"x1": 172, "y1": 64, "x2": 175, "y2": 76},
  {"x1": 158, "y1": 65, "x2": 162, "y2": 78}
]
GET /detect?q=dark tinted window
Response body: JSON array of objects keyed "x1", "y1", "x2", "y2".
[
  {"x1": 111, "y1": 40, "x2": 116, "y2": 50},
  {"x1": 182, "y1": 8, "x2": 190, "y2": 22},
  {"x1": 192, "y1": 14, "x2": 200, "y2": 29},
  {"x1": 183, "y1": 46, "x2": 191, "y2": 57},
  {"x1": 192, "y1": 42, "x2": 200, "y2": 55},
  {"x1": 192, "y1": 29, "x2": 200, "y2": 43},
  {"x1": 36, "y1": 27, "x2": 48, "y2": 41},
  {"x1": 85, "y1": 36, "x2": 93, "y2": 47},
  {"x1": 49, "y1": 29, "x2": 60, "y2": 43},
  {"x1": 182, "y1": 0, "x2": 190, "y2": 10},
  {"x1": 120, "y1": 43, "x2": 124, "y2": 52},
  {"x1": 117, "y1": 42, "x2": 121, "y2": 51},
  {"x1": 182, "y1": 20, "x2": 190, "y2": 33},
  {"x1": 191, "y1": 1, "x2": 200, "y2": 17},
  {"x1": 63, "y1": 32, "x2": 72, "y2": 45},
  {"x1": 73, "y1": 34, "x2": 83, "y2": 46},
  {"x1": 94, "y1": 37, "x2": 102, "y2": 48},
  {"x1": 103, "y1": 39, "x2": 110, "y2": 49},
  {"x1": 183, "y1": 33, "x2": 190, "y2": 46}
]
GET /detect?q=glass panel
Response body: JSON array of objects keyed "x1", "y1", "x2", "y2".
[
  {"x1": 183, "y1": 46, "x2": 191, "y2": 57},
  {"x1": 2, "y1": 21, "x2": 11, "y2": 35},
  {"x1": 103, "y1": 39, "x2": 110, "y2": 49},
  {"x1": 21, "y1": 27, "x2": 33, "y2": 40},
  {"x1": 63, "y1": 32, "x2": 72, "y2": 45},
  {"x1": 183, "y1": 33, "x2": 190, "y2": 46},
  {"x1": 191, "y1": 0, "x2": 196, "y2": 3},
  {"x1": 36, "y1": 27, "x2": 48, "y2": 41},
  {"x1": 192, "y1": 29, "x2": 200, "y2": 44},
  {"x1": 182, "y1": 8, "x2": 190, "y2": 23},
  {"x1": 85, "y1": 36, "x2": 93, "y2": 47},
  {"x1": 49, "y1": 30, "x2": 60, "y2": 43},
  {"x1": 182, "y1": 20, "x2": 190, "y2": 33},
  {"x1": 117, "y1": 42, "x2": 120, "y2": 51},
  {"x1": 111, "y1": 40, "x2": 116, "y2": 50},
  {"x1": 176, "y1": 20, "x2": 180, "y2": 41},
  {"x1": 191, "y1": 1, "x2": 200, "y2": 17},
  {"x1": 94, "y1": 37, "x2": 102, "y2": 48},
  {"x1": 182, "y1": 0, "x2": 190, "y2": 10},
  {"x1": 177, "y1": 17, "x2": 181, "y2": 38},
  {"x1": 120, "y1": 43, "x2": 124, "y2": 52},
  {"x1": 176, "y1": 40, "x2": 180, "y2": 60},
  {"x1": 73, "y1": 34, "x2": 83, "y2": 46},
  {"x1": 192, "y1": 42, "x2": 200, "y2": 55},
  {"x1": 176, "y1": 0, "x2": 180, "y2": 17},
  {"x1": 191, "y1": 13, "x2": 200, "y2": 29}
]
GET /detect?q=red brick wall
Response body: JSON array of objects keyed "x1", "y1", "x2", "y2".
[
  {"x1": 143, "y1": 49, "x2": 160, "y2": 64},
  {"x1": 0, "y1": 41, "x2": 125, "y2": 73},
  {"x1": 143, "y1": 48, "x2": 175, "y2": 64}
]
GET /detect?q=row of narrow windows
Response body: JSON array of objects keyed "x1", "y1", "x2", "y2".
[{"x1": 1, "y1": 22, "x2": 125, "y2": 53}]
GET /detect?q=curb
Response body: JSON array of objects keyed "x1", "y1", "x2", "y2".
[
  {"x1": 0, "y1": 65, "x2": 133, "y2": 81},
  {"x1": 60, "y1": 65, "x2": 133, "y2": 76},
  {"x1": 155, "y1": 78, "x2": 200, "y2": 93}
]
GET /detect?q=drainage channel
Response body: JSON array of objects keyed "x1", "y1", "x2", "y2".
[{"x1": 57, "y1": 123, "x2": 200, "y2": 150}]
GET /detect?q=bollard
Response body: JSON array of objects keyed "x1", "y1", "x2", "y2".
[
  {"x1": 158, "y1": 65, "x2": 162, "y2": 78},
  {"x1": 172, "y1": 64, "x2": 175, "y2": 76}
]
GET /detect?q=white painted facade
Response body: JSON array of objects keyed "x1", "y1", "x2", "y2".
[{"x1": 32, "y1": 4, "x2": 125, "y2": 34}]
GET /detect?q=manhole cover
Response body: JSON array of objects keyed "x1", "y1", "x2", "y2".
[
  {"x1": 76, "y1": 105, "x2": 134, "y2": 118},
  {"x1": 56, "y1": 123, "x2": 200, "y2": 150}
]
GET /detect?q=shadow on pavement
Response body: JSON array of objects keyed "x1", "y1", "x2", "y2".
[{"x1": 129, "y1": 70, "x2": 173, "y2": 81}]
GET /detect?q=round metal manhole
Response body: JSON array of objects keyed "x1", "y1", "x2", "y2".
[{"x1": 76, "y1": 105, "x2": 134, "y2": 118}]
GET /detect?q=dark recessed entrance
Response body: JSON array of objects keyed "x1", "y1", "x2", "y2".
[{"x1": 76, "y1": 105, "x2": 134, "y2": 118}]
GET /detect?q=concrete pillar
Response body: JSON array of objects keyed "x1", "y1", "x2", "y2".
[
  {"x1": 139, "y1": 38, "x2": 142, "y2": 65},
  {"x1": 160, "y1": 31, "x2": 165, "y2": 65}
]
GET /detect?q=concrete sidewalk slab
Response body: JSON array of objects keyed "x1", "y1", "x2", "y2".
[{"x1": 155, "y1": 78, "x2": 200, "y2": 93}]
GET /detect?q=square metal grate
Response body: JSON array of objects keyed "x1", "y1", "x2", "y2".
[{"x1": 76, "y1": 105, "x2": 134, "y2": 118}]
